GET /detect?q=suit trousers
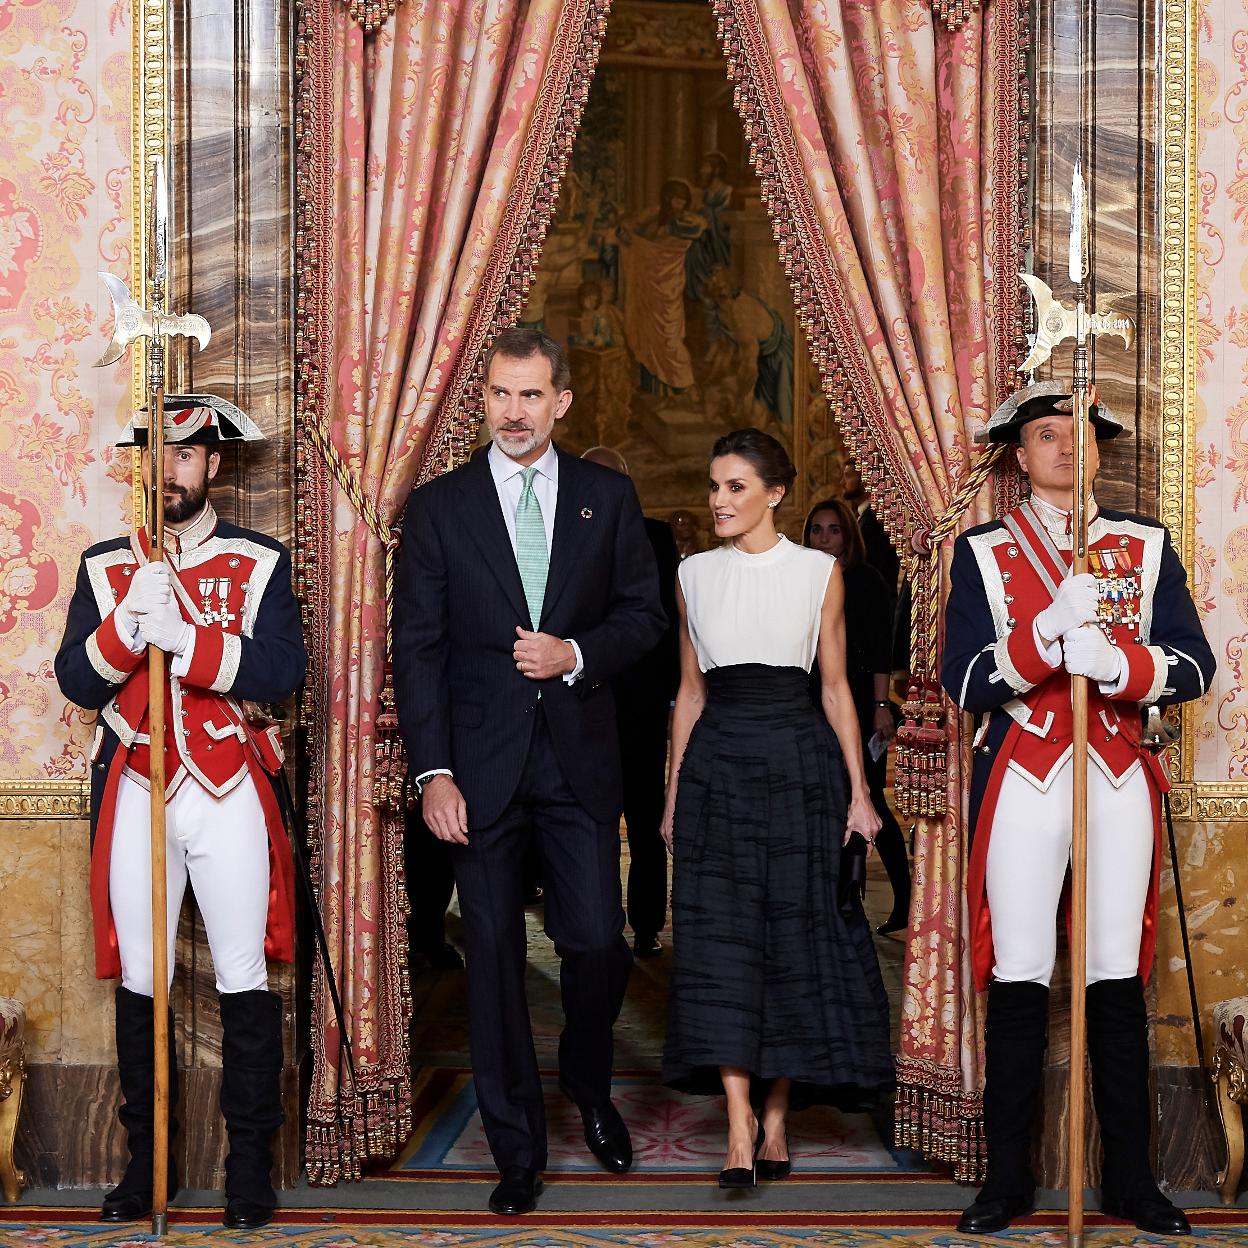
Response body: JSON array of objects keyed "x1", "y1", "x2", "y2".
[
  {"x1": 986, "y1": 759, "x2": 1154, "y2": 987},
  {"x1": 451, "y1": 706, "x2": 633, "y2": 1171},
  {"x1": 110, "y1": 771, "x2": 271, "y2": 997},
  {"x1": 617, "y1": 693, "x2": 670, "y2": 939}
]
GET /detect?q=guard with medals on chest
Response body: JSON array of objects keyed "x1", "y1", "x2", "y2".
[
  {"x1": 54, "y1": 396, "x2": 306, "y2": 1229},
  {"x1": 942, "y1": 382, "x2": 1215, "y2": 1237}
]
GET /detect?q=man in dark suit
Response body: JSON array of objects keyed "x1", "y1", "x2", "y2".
[
  {"x1": 582, "y1": 446, "x2": 680, "y2": 958},
  {"x1": 394, "y1": 329, "x2": 665, "y2": 1216},
  {"x1": 841, "y1": 459, "x2": 900, "y2": 590}
]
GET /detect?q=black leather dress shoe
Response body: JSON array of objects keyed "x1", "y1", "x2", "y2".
[
  {"x1": 100, "y1": 1191, "x2": 151, "y2": 1222},
  {"x1": 223, "y1": 1196, "x2": 276, "y2": 1229},
  {"x1": 956, "y1": 1192, "x2": 1035, "y2": 1234},
  {"x1": 557, "y1": 1078, "x2": 633, "y2": 1171},
  {"x1": 633, "y1": 933, "x2": 663, "y2": 959},
  {"x1": 576, "y1": 1100, "x2": 633, "y2": 1172},
  {"x1": 489, "y1": 1166, "x2": 542, "y2": 1215},
  {"x1": 1101, "y1": 1192, "x2": 1191, "y2": 1235}
]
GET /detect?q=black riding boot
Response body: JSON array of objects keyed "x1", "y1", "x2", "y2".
[
  {"x1": 219, "y1": 989, "x2": 284, "y2": 1229},
  {"x1": 1087, "y1": 976, "x2": 1190, "y2": 1235},
  {"x1": 958, "y1": 980, "x2": 1049, "y2": 1234},
  {"x1": 101, "y1": 986, "x2": 179, "y2": 1222}
]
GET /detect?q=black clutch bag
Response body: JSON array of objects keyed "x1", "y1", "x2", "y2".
[{"x1": 839, "y1": 832, "x2": 868, "y2": 916}]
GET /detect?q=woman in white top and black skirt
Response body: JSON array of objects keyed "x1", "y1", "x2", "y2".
[{"x1": 660, "y1": 429, "x2": 893, "y2": 1188}]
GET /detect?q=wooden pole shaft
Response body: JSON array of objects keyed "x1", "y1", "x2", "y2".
[
  {"x1": 148, "y1": 378, "x2": 170, "y2": 1236},
  {"x1": 1067, "y1": 378, "x2": 1092, "y2": 1248}
]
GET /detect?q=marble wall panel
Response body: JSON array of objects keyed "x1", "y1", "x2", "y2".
[
  {"x1": 57, "y1": 816, "x2": 114, "y2": 1064},
  {"x1": 1155, "y1": 817, "x2": 1248, "y2": 1067},
  {"x1": 1032, "y1": 0, "x2": 1157, "y2": 511},
  {"x1": 0, "y1": 818, "x2": 64, "y2": 1057}
]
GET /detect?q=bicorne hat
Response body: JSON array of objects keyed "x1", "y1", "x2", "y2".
[
  {"x1": 115, "y1": 394, "x2": 265, "y2": 447},
  {"x1": 974, "y1": 380, "x2": 1126, "y2": 445}
]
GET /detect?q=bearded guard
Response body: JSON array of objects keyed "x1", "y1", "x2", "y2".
[
  {"x1": 941, "y1": 382, "x2": 1215, "y2": 1237},
  {"x1": 54, "y1": 395, "x2": 306, "y2": 1230}
]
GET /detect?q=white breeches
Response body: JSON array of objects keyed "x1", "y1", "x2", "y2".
[
  {"x1": 985, "y1": 760, "x2": 1155, "y2": 987},
  {"x1": 110, "y1": 771, "x2": 271, "y2": 997}
]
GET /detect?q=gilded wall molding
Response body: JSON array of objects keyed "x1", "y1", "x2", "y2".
[
  {"x1": 128, "y1": 0, "x2": 168, "y2": 529},
  {"x1": 1158, "y1": 0, "x2": 1232, "y2": 803},
  {"x1": 0, "y1": 782, "x2": 90, "y2": 820}
]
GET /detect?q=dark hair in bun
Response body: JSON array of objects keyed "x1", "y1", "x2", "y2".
[{"x1": 711, "y1": 428, "x2": 797, "y2": 500}]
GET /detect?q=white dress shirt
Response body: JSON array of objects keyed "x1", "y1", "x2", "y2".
[{"x1": 489, "y1": 441, "x2": 559, "y2": 554}]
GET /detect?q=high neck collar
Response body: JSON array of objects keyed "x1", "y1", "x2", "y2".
[
  {"x1": 1024, "y1": 493, "x2": 1098, "y2": 548},
  {"x1": 728, "y1": 533, "x2": 788, "y2": 562},
  {"x1": 153, "y1": 501, "x2": 217, "y2": 559}
]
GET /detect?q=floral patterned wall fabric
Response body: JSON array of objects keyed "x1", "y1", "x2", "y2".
[
  {"x1": 1195, "y1": 3, "x2": 1248, "y2": 782},
  {"x1": 0, "y1": 0, "x2": 131, "y2": 782}
]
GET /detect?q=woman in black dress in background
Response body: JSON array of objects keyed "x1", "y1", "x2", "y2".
[
  {"x1": 661, "y1": 431, "x2": 893, "y2": 1188},
  {"x1": 805, "y1": 498, "x2": 912, "y2": 934}
]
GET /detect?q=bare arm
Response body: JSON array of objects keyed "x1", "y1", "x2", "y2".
[
  {"x1": 817, "y1": 563, "x2": 882, "y2": 844},
  {"x1": 660, "y1": 583, "x2": 707, "y2": 850}
]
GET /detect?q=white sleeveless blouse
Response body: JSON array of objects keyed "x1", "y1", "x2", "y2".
[{"x1": 678, "y1": 536, "x2": 836, "y2": 673}]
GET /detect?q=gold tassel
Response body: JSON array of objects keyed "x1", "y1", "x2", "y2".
[
  {"x1": 344, "y1": 0, "x2": 400, "y2": 34},
  {"x1": 926, "y1": 0, "x2": 979, "y2": 32}
]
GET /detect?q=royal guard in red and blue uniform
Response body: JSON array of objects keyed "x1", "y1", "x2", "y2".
[
  {"x1": 54, "y1": 396, "x2": 306, "y2": 1230},
  {"x1": 942, "y1": 382, "x2": 1215, "y2": 1237}
]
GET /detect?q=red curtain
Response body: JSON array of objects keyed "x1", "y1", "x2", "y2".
[{"x1": 293, "y1": 0, "x2": 612, "y2": 1180}]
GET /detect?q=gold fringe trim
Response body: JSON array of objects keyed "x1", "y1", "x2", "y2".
[
  {"x1": 306, "y1": 1081, "x2": 414, "y2": 1186},
  {"x1": 343, "y1": 0, "x2": 399, "y2": 34},
  {"x1": 894, "y1": 1056, "x2": 985, "y2": 1184},
  {"x1": 926, "y1": 0, "x2": 979, "y2": 33}
]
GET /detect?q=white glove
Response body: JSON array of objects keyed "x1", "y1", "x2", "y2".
[
  {"x1": 1036, "y1": 573, "x2": 1099, "y2": 642},
  {"x1": 136, "y1": 590, "x2": 192, "y2": 655},
  {"x1": 115, "y1": 561, "x2": 171, "y2": 640},
  {"x1": 1062, "y1": 624, "x2": 1124, "y2": 685}
]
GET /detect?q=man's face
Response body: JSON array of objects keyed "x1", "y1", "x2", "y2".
[
  {"x1": 1015, "y1": 414, "x2": 1099, "y2": 497},
  {"x1": 483, "y1": 351, "x2": 572, "y2": 464},
  {"x1": 140, "y1": 444, "x2": 219, "y2": 524},
  {"x1": 840, "y1": 460, "x2": 863, "y2": 499}
]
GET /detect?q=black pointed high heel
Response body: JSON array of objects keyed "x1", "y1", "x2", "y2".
[
  {"x1": 718, "y1": 1121, "x2": 763, "y2": 1189},
  {"x1": 756, "y1": 1126, "x2": 792, "y2": 1181}
]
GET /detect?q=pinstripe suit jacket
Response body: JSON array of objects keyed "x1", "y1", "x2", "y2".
[{"x1": 394, "y1": 445, "x2": 665, "y2": 829}]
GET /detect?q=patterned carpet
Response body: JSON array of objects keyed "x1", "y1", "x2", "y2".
[
  {"x1": 386, "y1": 1067, "x2": 928, "y2": 1180},
  {"x1": 2, "y1": 1210, "x2": 1248, "y2": 1246}
]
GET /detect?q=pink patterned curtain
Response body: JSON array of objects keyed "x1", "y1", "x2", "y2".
[
  {"x1": 712, "y1": 0, "x2": 1026, "y2": 1180},
  {"x1": 294, "y1": 0, "x2": 610, "y2": 1181}
]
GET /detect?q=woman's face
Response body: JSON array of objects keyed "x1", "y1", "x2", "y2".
[
  {"x1": 807, "y1": 508, "x2": 844, "y2": 558},
  {"x1": 709, "y1": 454, "x2": 782, "y2": 540}
]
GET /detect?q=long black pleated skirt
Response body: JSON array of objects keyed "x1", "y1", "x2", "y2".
[{"x1": 661, "y1": 664, "x2": 894, "y2": 1106}]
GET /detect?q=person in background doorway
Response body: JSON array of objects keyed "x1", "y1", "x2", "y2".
[
  {"x1": 668, "y1": 509, "x2": 704, "y2": 560},
  {"x1": 804, "y1": 498, "x2": 911, "y2": 935},
  {"x1": 583, "y1": 446, "x2": 680, "y2": 958},
  {"x1": 840, "y1": 459, "x2": 900, "y2": 591}
]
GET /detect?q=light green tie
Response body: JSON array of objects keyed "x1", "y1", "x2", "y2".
[{"x1": 515, "y1": 466, "x2": 548, "y2": 628}]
